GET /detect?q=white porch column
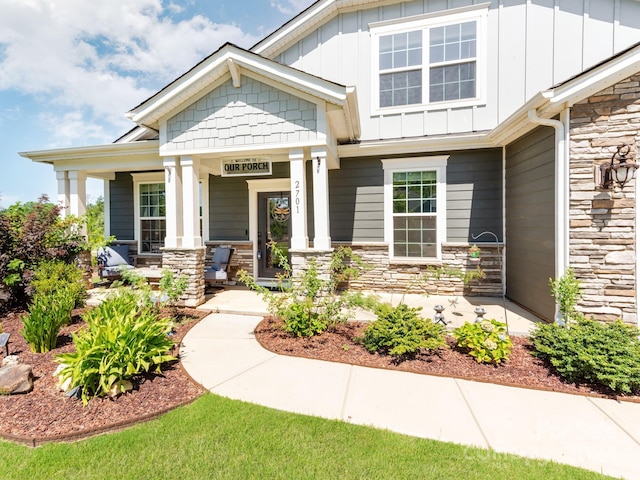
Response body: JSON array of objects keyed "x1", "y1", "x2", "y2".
[
  {"x1": 163, "y1": 157, "x2": 183, "y2": 248},
  {"x1": 56, "y1": 171, "x2": 70, "y2": 218},
  {"x1": 311, "y1": 146, "x2": 331, "y2": 250},
  {"x1": 68, "y1": 171, "x2": 87, "y2": 218},
  {"x1": 181, "y1": 155, "x2": 202, "y2": 248},
  {"x1": 289, "y1": 149, "x2": 309, "y2": 250}
]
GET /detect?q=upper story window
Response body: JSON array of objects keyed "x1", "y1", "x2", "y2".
[{"x1": 371, "y1": 5, "x2": 487, "y2": 113}]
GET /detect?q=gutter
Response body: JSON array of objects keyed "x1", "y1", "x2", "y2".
[{"x1": 527, "y1": 108, "x2": 570, "y2": 323}]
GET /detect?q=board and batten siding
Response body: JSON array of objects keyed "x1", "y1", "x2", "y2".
[
  {"x1": 108, "y1": 172, "x2": 134, "y2": 240},
  {"x1": 505, "y1": 126, "x2": 555, "y2": 321},
  {"x1": 327, "y1": 151, "x2": 502, "y2": 243},
  {"x1": 275, "y1": 0, "x2": 640, "y2": 141}
]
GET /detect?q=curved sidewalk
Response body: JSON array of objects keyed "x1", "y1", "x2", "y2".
[{"x1": 181, "y1": 313, "x2": 640, "y2": 479}]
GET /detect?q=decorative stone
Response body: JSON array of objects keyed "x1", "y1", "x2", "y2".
[
  {"x1": 2, "y1": 355, "x2": 19, "y2": 367},
  {"x1": 605, "y1": 251, "x2": 635, "y2": 265},
  {"x1": 0, "y1": 364, "x2": 34, "y2": 394},
  {"x1": 107, "y1": 379, "x2": 133, "y2": 399},
  {"x1": 53, "y1": 364, "x2": 72, "y2": 392}
]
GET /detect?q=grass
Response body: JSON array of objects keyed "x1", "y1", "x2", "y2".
[{"x1": 0, "y1": 394, "x2": 611, "y2": 480}]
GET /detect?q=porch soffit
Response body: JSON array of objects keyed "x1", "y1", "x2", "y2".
[{"x1": 127, "y1": 43, "x2": 360, "y2": 143}]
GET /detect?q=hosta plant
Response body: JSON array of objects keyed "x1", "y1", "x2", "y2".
[
  {"x1": 56, "y1": 290, "x2": 176, "y2": 405},
  {"x1": 359, "y1": 303, "x2": 447, "y2": 358},
  {"x1": 453, "y1": 319, "x2": 512, "y2": 364}
]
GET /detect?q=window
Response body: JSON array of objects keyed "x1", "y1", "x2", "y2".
[
  {"x1": 372, "y1": 5, "x2": 486, "y2": 111},
  {"x1": 383, "y1": 157, "x2": 447, "y2": 261},
  {"x1": 140, "y1": 183, "x2": 166, "y2": 253}
]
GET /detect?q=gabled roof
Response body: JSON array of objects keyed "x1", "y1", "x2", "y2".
[{"x1": 126, "y1": 42, "x2": 360, "y2": 142}]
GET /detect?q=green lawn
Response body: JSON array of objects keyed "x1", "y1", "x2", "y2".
[{"x1": 0, "y1": 393, "x2": 611, "y2": 480}]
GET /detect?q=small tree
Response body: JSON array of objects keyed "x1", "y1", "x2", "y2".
[{"x1": 549, "y1": 268, "x2": 581, "y2": 325}]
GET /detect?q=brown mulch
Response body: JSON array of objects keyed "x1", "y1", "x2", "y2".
[
  {"x1": 0, "y1": 307, "x2": 208, "y2": 445},
  {"x1": 255, "y1": 316, "x2": 640, "y2": 403}
]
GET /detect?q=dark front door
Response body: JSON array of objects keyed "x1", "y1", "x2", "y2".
[{"x1": 257, "y1": 192, "x2": 291, "y2": 278}]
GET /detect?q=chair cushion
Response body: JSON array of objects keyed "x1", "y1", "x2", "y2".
[{"x1": 100, "y1": 245, "x2": 131, "y2": 267}]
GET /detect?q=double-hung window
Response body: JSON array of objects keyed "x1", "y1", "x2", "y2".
[
  {"x1": 140, "y1": 182, "x2": 166, "y2": 253},
  {"x1": 372, "y1": 5, "x2": 486, "y2": 111},
  {"x1": 383, "y1": 157, "x2": 447, "y2": 261}
]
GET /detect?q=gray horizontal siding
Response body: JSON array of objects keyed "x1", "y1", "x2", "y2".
[
  {"x1": 446, "y1": 150, "x2": 503, "y2": 243},
  {"x1": 109, "y1": 172, "x2": 134, "y2": 240},
  {"x1": 505, "y1": 126, "x2": 555, "y2": 321},
  {"x1": 329, "y1": 158, "x2": 384, "y2": 242},
  {"x1": 209, "y1": 162, "x2": 290, "y2": 241}
]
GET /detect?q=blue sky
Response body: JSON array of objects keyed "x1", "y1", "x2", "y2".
[{"x1": 0, "y1": 0, "x2": 315, "y2": 208}]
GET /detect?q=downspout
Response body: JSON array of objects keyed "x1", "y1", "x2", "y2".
[{"x1": 527, "y1": 107, "x2": 570, "y2": 323}]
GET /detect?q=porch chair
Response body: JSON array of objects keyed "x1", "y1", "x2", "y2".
[
  {"x1": 204, "y1": 247, "x2": 233, "y2": 285},
  {"x1": 97, "y1": 245, "x2": 136, "y2": 281}
]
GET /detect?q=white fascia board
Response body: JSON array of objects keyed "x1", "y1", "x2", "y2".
[
  {"x1": 128, "y1": 46, "x2": 350, "y2": 129},
  {"x1": 488, "y1": 92, "x2": 551, "y2": 146},
  {"x1": 548, "y1": 51, "x2": 640, "y2": 109},
  {"x1": 19, "y1": 140, "x2": 160, "y2": 165},
  {"x1": 338, "y1": 132, "x2": 494, "y2": 157}
]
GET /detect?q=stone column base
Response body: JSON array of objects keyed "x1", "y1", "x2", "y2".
[{"x1": 161, "y1": 247, "x2": 206, "y2": 307}]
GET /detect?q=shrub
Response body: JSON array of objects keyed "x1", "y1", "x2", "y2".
[
  {"x1": 30, "y1": 259, "x2": 87, "y2": 307},
  {"x1": 55, "y1": 290, "x2": 176, "y2": 405},
  {"x1": 239, "y1": 245, "x2": 370, "y2": 337},
  {"x1": 549, "y1": 268, "x2": 581, "y2": 324},
  {"x1": 359, "y1": 303, "x2": 446, "y2": 358},
  {"x1": 530, "y1": 316, "x2": 640, "y2": 394},
  {"x1": 0, "y1": 196, "x2": 87, "y2": 307},
  {"x1": 21, "y1": 289, "x2": 75, "y2": 353},
  {"x1": 453, "y1": 319, "x2": 512, "y2": 364}
]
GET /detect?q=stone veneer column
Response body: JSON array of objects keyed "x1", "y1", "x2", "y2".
[
  {"x1": 569, "y1": 74, "x2": 640, "y2": 323},
  {"x1": 162, "y1": 247, "x2": 206, "y2": 307}
]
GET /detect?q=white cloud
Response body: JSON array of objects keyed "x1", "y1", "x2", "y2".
[
  {"x1": 270, "y1": 0, "x2": 315, "y2": 16},
  {"x1": 0, "y1": 0, "x2": 262, "y2": 143}
]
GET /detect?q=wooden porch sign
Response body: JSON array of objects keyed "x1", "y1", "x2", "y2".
[{"x1": 221, "y1": 158, "x2": 272, "y2": 177}]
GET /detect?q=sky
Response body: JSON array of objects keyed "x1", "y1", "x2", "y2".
[{"x1": 0, "y1": 0, "x2": 315, "y2": 209}]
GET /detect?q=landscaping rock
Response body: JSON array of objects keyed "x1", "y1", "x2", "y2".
[
  {"x1": 2, "y1": 355, "x2": 19, "y2": 367},
  {"x1": 107, "y1": 380, "x2": 133, "y2": 399},
  {"x1": 0, "y1": 364, "x2": 34, "y2": 394}
]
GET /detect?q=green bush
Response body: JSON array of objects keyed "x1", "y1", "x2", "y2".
[
  {"x1": 530, "y1": 316, "x2": 640, "y2": 394},
  {"x1": 239, "y1": 245, "x2": 370, "y2": 338},
  {"x1": 55, "y1": 290, "x2": 176, "y2": 405},
  {"x1": 453, "y1": 319, "x2": 512, "y2": 364},
  {"x1": 359, "y1": 303, "x2": 446, "y2": 358},
  {"x1": 30, "y1": 259, "x2": 86, "y2": 307},
  {"x1": 21, "y1": 289, "x2": 75, "y2": 353},
  {"x1": 549, "y1": 268, "x2": 582, "y2": 324}
]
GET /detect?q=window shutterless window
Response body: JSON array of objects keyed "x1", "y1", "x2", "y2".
[
  {"x1": 139, "y1": 183, "x2": 166, "y2": 253},
  {"x1": 382, "y1": 157, "x2": 448, "y2": 261},
  {"x1": 371, "y1": 5, "x2": 486, "y2": 112}
]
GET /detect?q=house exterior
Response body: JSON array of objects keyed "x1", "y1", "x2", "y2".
[{"x1": 21, "y1": 0, "x2": 640, "y2": 324}]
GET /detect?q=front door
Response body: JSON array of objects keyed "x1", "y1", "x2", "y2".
[{"x1": 257, "y1": 192, "x2": 291, "y2": 278}]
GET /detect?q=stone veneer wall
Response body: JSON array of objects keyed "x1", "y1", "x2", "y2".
[
  {"x1": 569, "y1": 74, "x2": 640, "y2": 323},
  {"x1": 162, "y1": 248, "x2": 206, "y2": 307},
  {"x1": 318, "y1": 242, "x2": 502, "y2": 296}
]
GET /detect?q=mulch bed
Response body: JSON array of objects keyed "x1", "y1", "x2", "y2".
[
  {"x1": 254, "y1": 316, "x2": 640, "y2": 403},
  {"x1": 0, "y1": 307, "x2": 208, "y2": 446}
]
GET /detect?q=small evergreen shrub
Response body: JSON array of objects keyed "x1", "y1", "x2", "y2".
[
  {"x1": 30, "y1": 259, "x2": 86, "y2": 307},
  {"x1": 530, "y1": 316, "x2": 640, "y2": 394},
  {"x1": 21, "y1": 289, "x2": 75, "y2": 353},
  {"x1": 549, "y1": 268, "x2": 582, "y2": 324},
  {"x1": 55, "y1": 290, "x2": 176, "y2": 405},
  {"x1": 359, "y1": 303, "x2": 446, "y2": 358},
  {"x1": 453, "y1": 319, "x2": 512, "y2": 364}
]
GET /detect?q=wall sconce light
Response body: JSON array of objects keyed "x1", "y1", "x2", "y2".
[{"x1": 599, "y1": 144, "x2": 638, "y2": 189}]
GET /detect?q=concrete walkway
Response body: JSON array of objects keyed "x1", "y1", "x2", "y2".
[{"x1": 181, "y1": 309, "x2": 640, "y2": 479}]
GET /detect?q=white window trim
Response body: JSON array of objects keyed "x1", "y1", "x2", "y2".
[
  {"x1": 382, "y1": 156, "x2": 448, "y2": 262},
  {"x1": 132, "y1": 172, "x2": 209, "y2": 253},
  {"x1": 370, "y1": 4, "x2": 488, "y2": 115}
]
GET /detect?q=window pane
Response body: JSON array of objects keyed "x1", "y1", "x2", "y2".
[
  {"x1": 380, "y1": 34, "x2": 393, "y2": 53},
  {"x1": 430, "y1": 45, "x2": 444, "y2": 63},
  {"x1": 380, "y1": 52, "x2": 393, "y2": 70}
]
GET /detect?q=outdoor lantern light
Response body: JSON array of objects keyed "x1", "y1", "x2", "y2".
[{"x1": 599, "y1": 144, "x2": 638, "y2": 189}]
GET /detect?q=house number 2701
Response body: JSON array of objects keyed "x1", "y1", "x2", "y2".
[{"x1": 295, "y1": 181, "x2": 301, "y2": 213}]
